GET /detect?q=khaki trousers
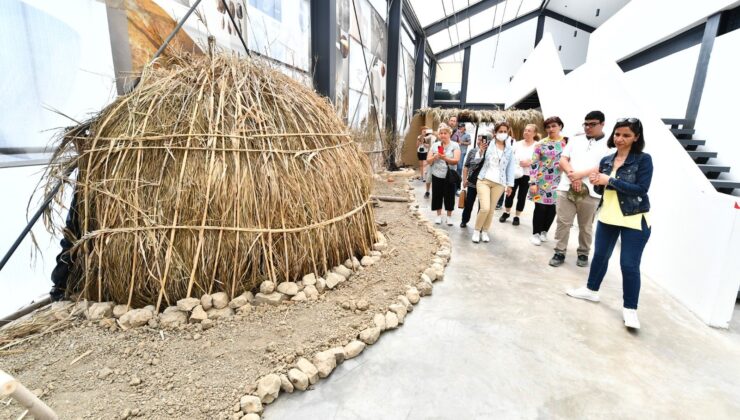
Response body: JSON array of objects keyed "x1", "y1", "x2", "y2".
[
  {"x1": 474, "y1": 179, "x2": 505, "y2": 231},
  {"x1": 554, "y1": 194, "x2": 601, "y2": 256}
]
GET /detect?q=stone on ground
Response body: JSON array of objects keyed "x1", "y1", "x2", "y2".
[
  {"x1": 406, "y1": 287, "x2": 421, "y2": 304},
  {"x1": 229, "y1": 293, "x2": 253, "y2": 309},
  {"x1": 200, "y1": 294, "x2": 213, "y2": 311},
  {"x1": 211, "y1": 292, "x2": 229, "y2": 309},
  {"x1": 359, "y1": 327, "x2": 381, "y2": 344},
  {"x1": 279, "y1": 374, "x2": 294, "y2": 393},
  {"x1": 302, "y1": 273, "x2": 317, "y2": 286},
  {"x1": 259, "y1": 281, "x2": 276, "y2": 295},
  {"x1": 385, "y1": 311, "x2": 399, "y2": 329},
  {"x1": 86, "y1": 302, "x2": 114, "y2": 320},
  {"x1": 373, "y1": 313, "x2": 387, "y2": 331},
  {"x1": 291, "y1": 291, "x2": 307, "y2": 302},
  {"x1": 239, "y1": 395, "x2": 263, "y2": 414},
  {"x1": 389, "y1": 304, "x2": 407, "y2": 324},
  {"x1": 287, "y1": 368, "x2": 309, "y2": 391},
  {"x1": 119, "y1": 308, "x2": 153, "y2": 329},
  {"x1": 176, "y1": 297, "x2": 201, "y2": 312},
  {"x1": 112, "y1": 304, "x2": 128, "y2": 319},
  {"x1": 333, "y1": 265, "x2": 352, "y2": 279},
  {"x1": 360, "y1": 256, "x2": 375, "y2": 266},
  {"x1": 422, "y1": 268, "x2": 437, "y2": 282},
  {"x1": 254, "y1": 292, "x2": 286, "y2": 306},
  {"x1": 256, "y1": 374, "x2": 281, "y2": 404},
  {"x1": 303, "y1": 285, "x2": 319, "y2": 300},
  {"x1": 295, "y1": 357, "x2": 319, "y2": 385},
  {"x1": 206, "y1": 307, "x2": 234, "y2": 320},
  {"x1": 276, "y1": 282, "x2": 299, "y2": 296},
  {"x1": 417, "y1": 281, "x2": 433, "y2": 296},
  {"x1": 159, "y1": 310, "x2": 187, "y2": 328},
  {"x1": 325, "y1": 273, "x2": 342, "y2": 289},
  {"x1": 343, "y1": 341, "x2": 366, "y2": 359},
  {"x1": 313, "y1": 350, "x2": 337, "y2": 378},
  {"x1": 189, "y1": 305, "x2": 208, "y2": 323}
]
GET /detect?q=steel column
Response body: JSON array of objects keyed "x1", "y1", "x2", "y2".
[
  {"x1": 310, "y1": 0, "x2": 337, "y2": 102},
  {"x1": 412, "y1": 35, "x2": 426, "y2": 112},
  {"x1": 685, "y1": 13, "x2": 721, "y2": 129}
]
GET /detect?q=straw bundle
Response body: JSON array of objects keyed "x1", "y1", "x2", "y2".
[{"x1": 44, "y1": 53, "x2": 376, "y2": 309}]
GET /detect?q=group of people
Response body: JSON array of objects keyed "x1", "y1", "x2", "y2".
[{"x1": 416, "y1": 112, "x2": 653, "y2": 329}]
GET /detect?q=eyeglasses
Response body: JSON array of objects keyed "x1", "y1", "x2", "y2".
[{"x1": 582, "y1": 122, "x2": 601, "y2": 128}]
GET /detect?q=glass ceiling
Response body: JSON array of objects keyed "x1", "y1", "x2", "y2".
[{"x1": 408, "y1": 0, "x2": 542, "y2": 54}]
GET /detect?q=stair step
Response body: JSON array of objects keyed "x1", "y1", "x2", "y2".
[
  {"x1": 698, "y1": 164, "x2": 731, "y2": 174},
  {"x1": 710, "y1": 180, "x2": 740, "y2": 192},
  {"x1": 678, "y1": 139, "x2": 706, "y2": 147},
  {"x1": 688, "y1": 151, "x2": 718, "y2": 159},
  {"x1": 671, "y1": 128, "x2": 696, "y2": 136},
  {"x1": 662, "y1": 118, "x2": 693, "y2": 126}
]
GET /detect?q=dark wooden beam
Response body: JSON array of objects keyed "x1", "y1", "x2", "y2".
[
  {"x1": 541, "y1": 9, "x2": 596, "y2": 33},
  {"x1": 424, "y1": 0, "x2": 506, "y2": 36},
  {"x1": 436, "y1": 9, "x2": 539, "y2": 60},
  {"x1": 412, "y1": 34, "x2": 426, "y2": 112},
  {"x1": 385, "y1": 0, "x2": 402, "y2": 169},
  {"x1": 460, "y1": 46, "x2": 471, "y2": 107},
  {"x1": 534, "y1": 13, "x2": 546, "y2": 47},
  {"x1": 310, "y1": 0, "x2": 336, "y2": 101},
  {"x1": 685, "y1": 12, "x2": 721, "y2": 129}
]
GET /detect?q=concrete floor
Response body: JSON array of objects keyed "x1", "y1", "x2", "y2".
[{"x1": 267, "y1": 181, "x2": 740, "y2": 420}]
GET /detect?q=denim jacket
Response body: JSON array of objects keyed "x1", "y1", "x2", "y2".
[
  {"x1": 478, "y1": 142, "x2": 516, "y2": 187},
  {"x1": 594, "y1": 152, "x2": 653, "y2": 216}
]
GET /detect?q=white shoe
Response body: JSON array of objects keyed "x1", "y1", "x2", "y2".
[
  {"x1": 540, "y1": 231, "x2": 548, "y2": 242},
  {"x1": 441, "y1": 215, "x2": 448, "y2": 225},
  {"x1": 481, "y1": 231, "x2": 490, "y2": 242},
  {"x1": 472, "y1": 231, "x2": 480, "y2": 243},
  {"x1": 623, "y1": 308, "x2": 641, "y2": 329},
  {"x1": 446, "y1": 216, "x2": 454, "y2": 226},
  {"x1": 530, "y1": 234, "x2": 542, "y2": 246},
  {"x1": 566, "y1": 286, "x2": 601, "y2": 302},
  {"x1": 435, "y1": 216, "x2": 442, "y2": 225}
]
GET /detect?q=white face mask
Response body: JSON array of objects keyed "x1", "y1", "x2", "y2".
[{"x1": 496, "y1": 133, "x2": 508, "y2": 141}]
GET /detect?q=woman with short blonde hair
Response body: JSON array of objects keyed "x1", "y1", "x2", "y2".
[{"x1": 427, "y1": 123, "x2": 461, "y2": 225}]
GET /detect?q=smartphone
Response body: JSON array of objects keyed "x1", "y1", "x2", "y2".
[{"x1": 438, "y1": 145, "x2": 444, "y2": 154}]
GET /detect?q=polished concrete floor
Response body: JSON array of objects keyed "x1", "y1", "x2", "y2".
[{"x1": 267, "y1": 181, "x2": 740, "y2": 419}]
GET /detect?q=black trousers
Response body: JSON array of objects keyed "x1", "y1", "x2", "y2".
[
  {"x1": 461, "y1": 186, "x2": 478, "y2": 224},
  {"x1": 431, "y1": 175, "x2": 455, "y2": 211},
  {"x1": 50, "y1": 192, "x2": 80, "y2": 300},
  {"x1": 532, "y1": 202, "x2": 557, "y2": 234},
  {"x1": 504, "y1": 175, "x2": 529, "y2": 212}
]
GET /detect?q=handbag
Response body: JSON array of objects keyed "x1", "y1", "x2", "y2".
[
  {"x1": 458, "y1": 188, "x2": 466, "y2": 208},
  {"x1": 467, "y1": 148, "x2": 487, "y2": 185},
  {"x1": 445, "y1": 165, "x2": 461, "y2": 186}
]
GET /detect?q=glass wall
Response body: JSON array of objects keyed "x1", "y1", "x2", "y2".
[
  {"x1": 434, "y1": 53, "x2": 463, "y2": 101},
  {"x1": 337, "y1": 0, "x2": 388, "y2": 128}
]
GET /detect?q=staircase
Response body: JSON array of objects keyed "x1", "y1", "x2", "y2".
[{"x1": 663, "y1": 118, "x2": 740, "y2": 194}]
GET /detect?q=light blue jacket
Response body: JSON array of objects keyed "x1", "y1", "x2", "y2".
[{"x1": 477, "y1": 139, "x2": 516, "y2": 187}]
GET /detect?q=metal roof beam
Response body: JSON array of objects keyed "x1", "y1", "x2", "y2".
[{"x1": 423, "y1": 0, "x2": 506, "y2": 36}]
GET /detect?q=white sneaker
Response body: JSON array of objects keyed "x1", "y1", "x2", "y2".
[
  {"x1": 441, "y1": 215, "x2": 448, "y2": 225},
  {"x1": 566, "y1": 286, "x2": 601, "y2": 302},
  {"x1": 481, "y1": 231, "x2": 490, "y2": 242},
  {"x1": 472, "y1": 231, "x2": 480, "y2": 243},
  {"x1": 446, "y1": 216, "x2": 454, "y2": 226},
  {"x1": 530, "y1": 234, "x2": 542, "y2": 246},
  {"x1": 540, "y1": 231, "x2": 548, "y2": 242},
  {"x1": 623, "y1": 308, "x2": 641, "y2": 329},
  {"x1": 435, "y1": 216, "x2": 442, "y2": 225}
]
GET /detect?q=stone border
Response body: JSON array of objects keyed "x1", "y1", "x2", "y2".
[{"x1": 231, "y1": 176, "x2": 450, "y2": 420}]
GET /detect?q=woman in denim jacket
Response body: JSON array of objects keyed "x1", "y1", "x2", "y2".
[
  {"x1": 472, "y1": 122, "x2": 516, "y2": 243},
  {"x1": 566, "y1": 118, "x2": 652, "y2": 330}
]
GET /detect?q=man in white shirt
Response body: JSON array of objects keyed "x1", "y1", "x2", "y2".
[{"x1": 550, "y1": 111, "x2": 612, "y2": 268}]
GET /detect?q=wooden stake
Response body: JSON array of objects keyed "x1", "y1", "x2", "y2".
[{"x1": 0, "y1": 369, "x2": 58, "y2": 420}]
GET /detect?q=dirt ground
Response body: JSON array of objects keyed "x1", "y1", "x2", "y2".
[{"x1": 0, "y1": 174, "x2": 438, "y2": 420}]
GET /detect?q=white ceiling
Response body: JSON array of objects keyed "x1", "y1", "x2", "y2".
[
  {"x1": 544, "y1": 0, "x2": 630, "y2": 28},
  {"x1": 408, "y1": 0, "x2": 632, "y2": 55}
]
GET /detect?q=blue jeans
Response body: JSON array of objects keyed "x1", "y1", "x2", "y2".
[{"x1": 586, "y1": 217, "x2": 651, "y2": 309}]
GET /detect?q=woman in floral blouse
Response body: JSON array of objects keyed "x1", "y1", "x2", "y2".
[{"x1": 528, "y1": 116, "x2": 567, "y2": 246}]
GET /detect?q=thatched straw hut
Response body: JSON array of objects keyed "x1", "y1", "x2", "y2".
[
  {"x1": 401, "y1": 107, "x2": 544, "y2": 167},
  {"x1": 44, "y1": 54, "x2": 376, "y2": 310}
]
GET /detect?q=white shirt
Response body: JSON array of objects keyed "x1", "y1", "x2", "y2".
[
  {"x1": 483, "y1": 145, "x2": 504, "y2": 184},
  {"x1": 557, "y1": 134, "x2": 612, "y2": 198},
  {"x1": 513, "y1": 140, "x2": 537, "y2": 178}
]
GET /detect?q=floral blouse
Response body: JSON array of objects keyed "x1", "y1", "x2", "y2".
[{"x1": 529, "y1": 136, "x2": 566, "y2": 205}]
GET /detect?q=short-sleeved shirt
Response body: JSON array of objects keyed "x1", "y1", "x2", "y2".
[
  {"x1": 429, "y1": 140, "x2": 460, "y2": 178},
  {"x1": 557, "y1": 134, "x2": 611, "y2": 198}
]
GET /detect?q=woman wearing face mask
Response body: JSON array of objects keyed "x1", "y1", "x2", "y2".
[
  {"x1": 472, "y1": 122, "x2": 515, "y2": 243},
  {"x1": 427, "y1": 123, "x2": 461, "y2": 225},
  {"x1": 529, "y1": 117, "x2": 567, "y2": 246},
  {"x1": 567, "y1": 118, "x2": 652, "y2": 330},
  {"x1": 500, "y1": 123, "x2": 540, "y2": 226}
]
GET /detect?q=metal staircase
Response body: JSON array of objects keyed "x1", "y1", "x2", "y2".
[{"x1": 663, "y1": 118, "x2": 740, "y2": 194}]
